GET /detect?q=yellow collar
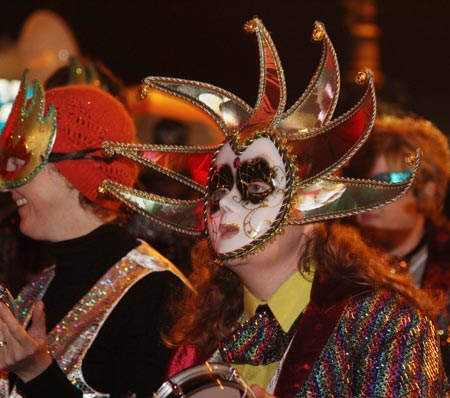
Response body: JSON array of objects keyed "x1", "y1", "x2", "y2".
[{"x1": 243, "y1": 270, "x2": 313, "y2": 332}]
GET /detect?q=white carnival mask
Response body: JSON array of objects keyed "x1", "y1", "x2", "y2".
[{"x1": 207, "y1": 137, "x2": 288, "y2": 257}]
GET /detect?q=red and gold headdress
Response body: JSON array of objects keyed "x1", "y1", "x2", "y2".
[
  {"x1": 0, "y1": 71, "x2": 138, "y2": 211},
  {"x1": 0, "y1": 73, "x2": 56, "y2": 188},
  {"x1": 100, "y1": 18, "x2": 419, "y2": 259}
]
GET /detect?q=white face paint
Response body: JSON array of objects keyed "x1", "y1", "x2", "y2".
[{"x1": 207, "y1": 137, "x2": 287, "y2": 258}]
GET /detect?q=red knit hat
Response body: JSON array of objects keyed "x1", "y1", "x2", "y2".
[{"x1": 45, "y1": 85, "x2": 138, "y2": 210}]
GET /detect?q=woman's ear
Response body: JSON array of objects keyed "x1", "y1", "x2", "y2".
[
  {"x1": 416, "y1": 180, "x2": 437, "y2": 214},
  {"x1": 420, "y1": 181, "x2": 436, "y2": 199}
]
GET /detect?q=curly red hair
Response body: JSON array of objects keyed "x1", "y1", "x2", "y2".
[{"x1": 165, "y1": 222, "x2": 436, "y2": 352}]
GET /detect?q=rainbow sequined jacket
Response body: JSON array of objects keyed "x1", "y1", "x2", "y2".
[
  {"x1": 166, "y1": 274, "x2": 450, "y2": 397},
  {"x1": 421, "y1": 222, "x2": 450, "y2": 377}
]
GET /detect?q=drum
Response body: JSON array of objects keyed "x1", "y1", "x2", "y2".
[{"x1": 154, "y1": 362, "x2": 255, "y2": 398}]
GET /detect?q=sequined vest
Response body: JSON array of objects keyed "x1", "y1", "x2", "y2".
[
  {"x1": 2, "y1": 240, "x2": 186, "y2": 398},
  {"x1": 166, "y1": 278, "x2": 449, "y2": 397}
]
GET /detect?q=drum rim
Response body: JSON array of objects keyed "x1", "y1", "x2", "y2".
[{"x1": 154, "y1": 362, "x2": 242, "y2": 398}]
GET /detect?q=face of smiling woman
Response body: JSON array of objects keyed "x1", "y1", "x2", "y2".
[
  {"x1": 206, "y1": 136, "x2": 289, "y2": 260},
  {"x1": 10, "y1": 164, "x2": 101, "y2": 242}
]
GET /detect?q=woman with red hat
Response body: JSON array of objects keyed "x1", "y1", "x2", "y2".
[{"x1": 0, "y1": 75, "x2": 189, "y2": 397}]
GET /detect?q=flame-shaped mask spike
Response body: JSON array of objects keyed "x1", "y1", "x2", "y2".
[
  {"x1": 101, "y1": 179, "x2": 205, "y2": 235},
  {"x1": 142, "y1": 77, "x2": 252, "y2": 133},
  {"x1": 103, "y1": 141, "x2": 217, "y2": 193},
  {"x1": 287, "y1": 69, "x2": 376, "y2": 185},
  {"x1": 0, "y1": 71, "x2": 57, "y2": 189},
  {"x1": 281, "y1": 21, "x2": 340, "y2": 131},
  {"x1": 238, "y1": 18, "x2": 286, "y2": 140},
  {"x1": 291, "y1": 149, "x2": 422, "y2": 224}
]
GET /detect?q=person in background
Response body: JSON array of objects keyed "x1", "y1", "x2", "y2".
[
  {"x1": 103, "y1": 18, "x2": 449, "y2": 397},
  {"x1": 0, "y1": 73, "x2": 188, "y2": 397},
  {"x1": 45, "y1": 55, "x2": 128, "y2": 107},
  {"x1": 346, "y1": 114, "x2": 450, "y2": 377}
]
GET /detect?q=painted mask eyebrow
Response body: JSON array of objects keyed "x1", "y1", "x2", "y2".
[{"x1": 236, "y1": 158, "x2": 275, "y2": 204}]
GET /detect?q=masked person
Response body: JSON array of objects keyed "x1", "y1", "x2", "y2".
[
  {"x1": 100, "y1": 19, "x2": 449, "y2": 397},
  {"x1": 346, "y1": 114, "x2": 450, "y2": 377},
  {"x1": 0, "y1": 76, "x2": 189, "y2": 397}
]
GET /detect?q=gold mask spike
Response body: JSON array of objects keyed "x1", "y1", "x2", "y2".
[
  {"x1": 281, "y1": 21, "x2": 340, "y2": 132},
  {"x1": 238, "y1": 17, "x2": 286, "y2": 142},
  {"x1": 0, "y1": 71, "x2": 57, "y2": 189}
]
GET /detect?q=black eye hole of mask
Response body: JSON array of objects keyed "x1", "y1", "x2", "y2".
[
  {"x1": 209, "y1": 164, "x2": 234, "y2": 213},
  {"x1": 237, "y1": 158, "x2": 275, "y2": 204}
]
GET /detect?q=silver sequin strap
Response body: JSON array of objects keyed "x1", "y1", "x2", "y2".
[
  {"x1": 1, "y1": 268, "x2": 56, "y2": 398},
  {"x1": 15, "y1": 266, "x2": 56, "y2": 327},
  {"x1": 48, "y1": 241, "x2": 181, "y2": 397}
]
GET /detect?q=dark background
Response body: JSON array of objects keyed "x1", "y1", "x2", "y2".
[{"x1": 1, "y1": 0, "x2": 450, "y2": 135}]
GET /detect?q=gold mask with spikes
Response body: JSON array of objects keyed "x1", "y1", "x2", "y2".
[
  {"x1": 100, "y1": 18, "x2": 420, "y2": 261},
  {"x1": 0, "y1": 72, "x2": 57, "y2": 189}
]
